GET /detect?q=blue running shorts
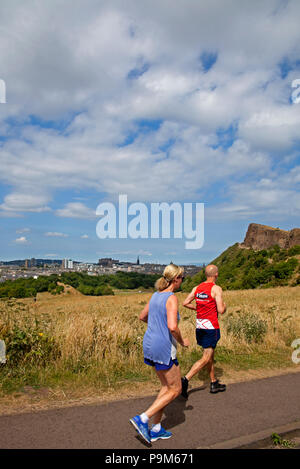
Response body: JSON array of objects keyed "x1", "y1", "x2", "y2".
[
  {"x1": 144, "y1": 357, "x2": 179, "y2": 370},
  {"x1": 196, "y1": 328, "x2": 220, "y2": 349}
]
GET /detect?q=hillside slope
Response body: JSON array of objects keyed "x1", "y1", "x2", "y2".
[{"x1": 182, "y1": 243, "x2": 300, "y2": 291}]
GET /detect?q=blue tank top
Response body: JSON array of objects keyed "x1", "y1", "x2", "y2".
[{"x1": 143, "y1": 291, "x2": 180, "y2": 365}]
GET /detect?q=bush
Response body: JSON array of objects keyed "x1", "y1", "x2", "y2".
[
  {"x1": 225, "y1": 312, "x2": 268, "y2": 344},
  {"x1": 287, "y1": 245, "x2": 300, "y2": 256},
  {"x1": 273, "y1": 258, "x2": 298, "y2": 279},
  {"x1": 97, "y1": 285, "x2": 114, "y2": 296},
  {"x1": 2, "y1": 325, "x2": 59, "y2": 366}
]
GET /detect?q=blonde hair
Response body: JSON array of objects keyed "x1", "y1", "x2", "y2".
[{"x1": 155, "y1": 263, "x2": 184, "y2": 291}]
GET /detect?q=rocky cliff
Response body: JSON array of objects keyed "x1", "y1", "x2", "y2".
[{"x1": 240, "y1": 223, "x2": 300, "y2": 250}]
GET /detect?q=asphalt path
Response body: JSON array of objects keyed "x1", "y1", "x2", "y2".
[{"x1": 0, "y1": 372, "x2": 299, "y2": 449}]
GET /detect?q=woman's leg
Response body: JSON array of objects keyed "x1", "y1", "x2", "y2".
[
  {"x1": 144, "y1": 364, "x2": 182, "y2": 422},
  {"x1": 151, "y1": 373, "x2": 169, "y2": 425}
]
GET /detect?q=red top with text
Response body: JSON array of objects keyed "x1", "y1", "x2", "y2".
[{"x1": 194, "y1": 282, "x2": 219, "y2": 329}]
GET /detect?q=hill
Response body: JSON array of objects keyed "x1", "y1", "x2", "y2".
[
  {"x1": 241, "y1": 223, "x2": 300, "y2": 250},
  {"x1": 182, "y1": 243, "x2": 300, "y2": 291}
]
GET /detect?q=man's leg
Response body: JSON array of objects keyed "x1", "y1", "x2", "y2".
[
  {"x1": 185, "y1": 347, "x2": 214, "y2": 381},
  {"x1": 206, "y1": 349, "x2": 216, "y2": 382},
  {"x1": 181, "y1": 347, "x2": 214, "y2": 398}
]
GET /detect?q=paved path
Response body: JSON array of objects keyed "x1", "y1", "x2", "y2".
[{"x1": 0, "y1": 372, "x2": 299, "y2": 449}]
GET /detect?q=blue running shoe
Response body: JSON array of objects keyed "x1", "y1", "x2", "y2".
[
  {"x1": 129, "y1": 415, "x2": 151, "y2": 444},
  {"x1": 150, "y1": 427, "x2": 172, "y2": 442}
]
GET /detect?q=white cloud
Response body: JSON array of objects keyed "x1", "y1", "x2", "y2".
[
  {"x1": 16, "y1": 227, "x2": 30, "y2": 233},
  {"x1": 56, "y1": 202, "x2": 97, "y2": 219},
  {"x1": 207, "y1": 169, "x2": 300, "y2": 221},
  {"x1": 0, "y1": 0, "x2": 299, "y2": 223},
  {"x1": 0, "y1": 191, "x2": 51, "y2": 213},
  {"x1": 15, "y1": 236, "x2": 28, "y2": 244},
  {"x1": 81, "y1": 234, "x2": 89, "y2": 239},
  {"x1": 44, "y1": 232, "x2": 69, "y2": 237}
]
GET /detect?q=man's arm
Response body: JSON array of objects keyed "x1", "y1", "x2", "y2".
[
  {"x1": 212, "y1": 285, "x2": 226, "y2": 314},
  {"x1": 183, "y1": 286, "x2": 197, "y2": 311}
]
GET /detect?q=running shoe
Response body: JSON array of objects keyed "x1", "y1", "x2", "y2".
[
  {"x1": 129, "y1": 415, "x2": 151, "y2": 444},
  {"x1": 150, "y1": 427, "x2": 172, "y2": 442},
  {"x1": 210, "y1": 379, "x2": 226, "y2": 393}
]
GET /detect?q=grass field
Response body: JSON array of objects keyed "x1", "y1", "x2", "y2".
[{"x1": 0, "y1": 285, "x2": 299, "y2": 412}]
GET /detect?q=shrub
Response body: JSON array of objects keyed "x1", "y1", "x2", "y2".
[
  {"x1": 2, "y1": 325, "x2": 59, "y2": 366},
  {"x1": 97, "y1": 285, "x2": 114, "y2": 296},
  {"x1": 225, "y1": 312, "x2": 268, "y2": 344},
  {"x1": 273, "y1": 258, "x2": 298, "y2": 279},
  {"x1": 287, "y1": 245, "x2": 300, "y2": 256}
]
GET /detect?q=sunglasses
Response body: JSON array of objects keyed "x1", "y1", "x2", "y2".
[{"x1": 177, "y1": 276, "x2": 185, "y2": 281}]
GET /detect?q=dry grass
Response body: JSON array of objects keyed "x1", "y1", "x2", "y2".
[
  {"x1": 0, "y1": 285, "x2": 299, "y2": 411},
  {"x1": 221, "y1": 287, "x2": 300, "y2": 350}
]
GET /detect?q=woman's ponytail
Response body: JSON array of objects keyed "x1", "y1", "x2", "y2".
[
  {"x1": 155, "y1": 263, "x2": 184, "y2": 291},
  {"x1": 155, "y1": 276, "x2": 170, "y2": 291}
]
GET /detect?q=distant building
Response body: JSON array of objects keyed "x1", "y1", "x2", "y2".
[
  {"x1": 98, "y1": 258, "x2": 119, "y2": 267},
  {"x1": 62, "y1": 258, "x2": 73, "y2": 269}
]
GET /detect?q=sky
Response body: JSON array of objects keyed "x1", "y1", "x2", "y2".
[{"x1": 0, "y1": 0, "x2": 300, "y2": 265}]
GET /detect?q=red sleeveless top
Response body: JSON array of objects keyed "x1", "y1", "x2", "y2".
[{"x1": 194, "y1": 282, "x2": 219, "y2": 329}]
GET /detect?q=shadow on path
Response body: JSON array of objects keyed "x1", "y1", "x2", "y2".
[{"x1": 162, "y1": 364, "x2": 226, "y2": 430}]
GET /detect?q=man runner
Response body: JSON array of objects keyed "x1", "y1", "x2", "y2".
[{"x1": 181, "y1": 264, "x2": 226, "y2": 398}]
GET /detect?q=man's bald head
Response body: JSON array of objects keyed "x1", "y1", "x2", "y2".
[{"x1": 205, "y1": 264, "x2": 218, "y2": 279}]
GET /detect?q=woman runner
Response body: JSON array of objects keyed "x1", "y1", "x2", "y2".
[{"x1": 129, "y1": 263, "x2": 189, "y2": 444}]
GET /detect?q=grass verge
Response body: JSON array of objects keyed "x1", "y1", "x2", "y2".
[{"x1": 0, "y1": 286, "x2": 299, "y2": 407}]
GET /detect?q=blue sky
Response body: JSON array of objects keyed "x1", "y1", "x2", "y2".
[{"x1": 0, "y1": 0, "x2": 300, "y2": 265}]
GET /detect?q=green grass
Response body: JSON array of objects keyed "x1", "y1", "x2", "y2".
[
  {"x1": 214, "y1": 346, "x2": 291, "y2": 370},
  {"x1": 0, "y1": 344, "x2": 296, "y2": 398}
]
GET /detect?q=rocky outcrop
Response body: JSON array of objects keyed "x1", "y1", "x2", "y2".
[
  {"x1": 240, "y1": 223, "x2": 300, "y2": 250},
  {"x1": 289, "y1": 228, "x2": 300, "y2": 247}
]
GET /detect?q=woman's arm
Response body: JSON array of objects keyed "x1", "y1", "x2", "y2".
[
  {"x1": 139, "y1": 301, "x2": 150, "y2": 323},
  {"x1": 167, "y1": 295, "x2": 189, "y2": 347}
]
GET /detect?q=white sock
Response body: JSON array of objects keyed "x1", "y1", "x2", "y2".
[
  {"x1": 140, "y1": 413, "x2": 149, "y2": 423},
  {"x1": 151, "y1": 423, "x2": 161, "y2": 433}
]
